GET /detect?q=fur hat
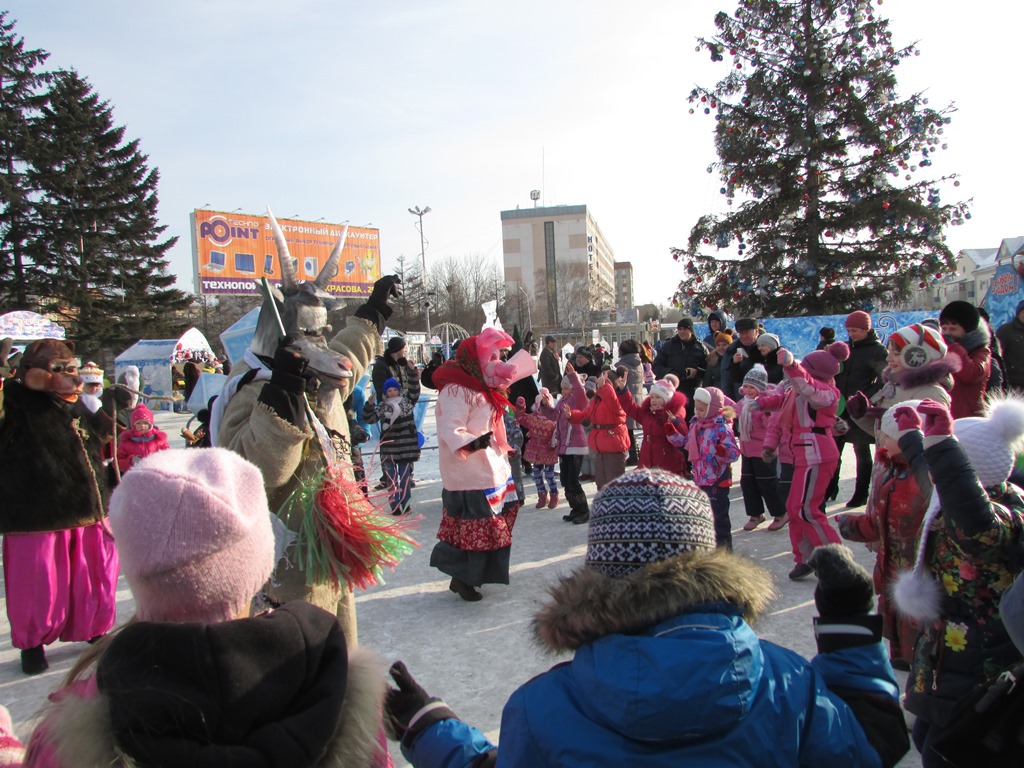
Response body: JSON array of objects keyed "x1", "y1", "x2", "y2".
[
  {"x1": 755, "y1": 333, "x2": 780, "y2": 351},
  {"x1": 676, "y1": 318, "x2": 695, "y2": 331},
  {"x1": 742, "y1": 364, "x2": 769, "y2": 392},
  {"x1": 382, "y1": 377, "x2": 401, "y2": 394},
  {"x1": 649, "y1": 378, "x2": 676, "y2": 403},
  {"x1": 879, "y1": 399, "x2": 923, "y2": 441},
  {"x1": 386, "y1": 336, "x2": 407, "y2": 355},
  {"x1": 130, "y1": 404, "x2": 154, "y2": 427},
  {"x1": 585, "y1": 469, "x2": 716, "y2": 578},
  {"x1": 735, "y1": 317, "x2": 758, "y2": 333},
  {"x1": 889, "y1": 323, "x2": 947, "y2": 369},
  {"x1": 938, "y1": 300, "x2": 981, "y2": 332},
  {"x1": 109, "y1": 448, "x2": 276, "y2": 624},
  {"x1": 895, "y1": 396, "x2": 1024, "y2": 622},
  {"x1": 801, "y1": 342, "x2": 850, "y2": 382},
  {"x1": 80, "y1": 361, "x2": 104, "y2": 385},
  {"x1": 845, "y1": 310, "x2": 872, "y2": 331},
  {"x1": 714, "y1": 331, "x2": 734, "y2": 345},
  {"x1": 819, "y1": 327, "x2": 836, "y2": 341}
]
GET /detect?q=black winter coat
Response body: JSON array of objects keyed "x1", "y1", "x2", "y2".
[
  {"x1": 834, "y1": 331, "x2": 888, "y2": 444},
  {"x1": 652, "y1": 335, "x2": 708, "y2": 397},
  {"x1": 0, "y1": 381, "x2": 110, "y2": 533}
]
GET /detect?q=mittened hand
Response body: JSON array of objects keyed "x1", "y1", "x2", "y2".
[
  {"x1": 845, "y1": 391, "x2": 869, "y2": 420},
  {"x1": 385, "y1": 661, "x2": 447, "y2": 742},
  {"x1": 893, "y1": 406, "x2": 922, "y2": 433},
  {"x1": 918, "y1": 398, "x2": 954, "y2": 437},
  {"x1": 807, "y1": 544, "x2": 874, "y2": 617},
  {"x1": 664, "y1": 421, "x2": 678, "y2": 436},
  {"x1": 777, "y1": 348, "x2": 795, "y2": 367},
  {"x1": 761, "y1": 447, "x2": 777, "y2": 462},
  {"x1": 370, "y1": 274, "x2": 402, "y2": 305}
]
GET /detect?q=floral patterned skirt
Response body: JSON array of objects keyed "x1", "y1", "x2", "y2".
[{"x1": 430, "y1": 485, "x2": 519, "y2": 586}]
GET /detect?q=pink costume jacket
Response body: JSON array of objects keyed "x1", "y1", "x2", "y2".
[
  {"x1": 435, "y1": 382, "x2": 513, "y2": 492},
  {"x1": 735, "y1": 395, "x2": 772, "y2": 458}
]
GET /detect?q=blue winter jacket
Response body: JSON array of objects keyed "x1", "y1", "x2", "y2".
[{"x1": 402, "y1": 551, "x2": 902, "y2": 768}]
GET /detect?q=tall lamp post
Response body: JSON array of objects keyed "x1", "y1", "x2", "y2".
[{"x1": 408, "y1": 205, "x2": 432, "y2": 341}]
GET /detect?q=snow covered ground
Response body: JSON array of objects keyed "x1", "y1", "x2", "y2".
[{"x1": 0, "y1": 399, "x2": 923, "y2": 766}]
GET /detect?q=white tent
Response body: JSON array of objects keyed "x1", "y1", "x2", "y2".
[
  {"x1": 0, "y1": 311, "x2": 65, "y2": 343},
  {"x1": 114, "y1": 328, "x2": 214, "y2": 411}
]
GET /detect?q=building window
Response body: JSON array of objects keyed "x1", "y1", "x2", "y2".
[{"x1": 545, "y1": 222, "x2": 557, "y2": 325}]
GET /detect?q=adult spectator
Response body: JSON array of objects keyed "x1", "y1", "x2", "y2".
[
  {"x1": 996, "y1": 299, "x2": 1024, "y2": 391},
  {"x1": 938, "y1": 300, "x2": 992, "y2": 418},
  {"x1": 702, "y1": 330, "x2": 733, "y2": 389},
  {"x1": 831, "y1": 310, "x2": 888, "y2": 508},
  {"x1": 653, "y1": 318, "x2": 708, "y2": 419},
  {"x1": 702, "y1": 309, "x2": 732, "y2": 347},
  {"x1": 538, "y1": 335, "x2": 562, "y2": 393},
  {"x1": 385, "y1": 471, "x2": 909, "y2": 768},
  {"x1": 591, "y1": 343, "x2": 607, "y2": 369},
  {"x1": 569, "y1": 345, "x2": 601, "y2": 379},
  {"x1": 976, "y1": 307, "x2": 1006, "y2": 394},
  {"x1": 724, "y1": 317, "x2": 768, "y2": 401}
]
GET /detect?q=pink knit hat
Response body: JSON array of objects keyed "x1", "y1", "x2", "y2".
[
  {"x1": 649, "y1": 378, "x2": 676, "y2": 404},
  {"x1": 108, "y1": 448, "x2": 275, "y2": 624},
  {"x1": 130, "y1": 403, "x2": 154, "y2": 427},
  {"x1": 801, "y1": 341, "x2": 851, "y2": 382}
]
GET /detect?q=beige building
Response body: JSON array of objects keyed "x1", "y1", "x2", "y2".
[
  {"x1": 614, "y1": 261, "x2": 634, "y2": 311},
  {"x1": 501, "y1": 204, "x2": 615, "y2": 331}
]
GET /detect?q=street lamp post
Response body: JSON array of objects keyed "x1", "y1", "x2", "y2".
[{"x1": 408, "y1": 205, "x2": 432, "y2": 341}]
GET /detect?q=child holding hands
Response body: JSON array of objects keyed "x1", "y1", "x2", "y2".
[{"x1": 516, "y1": 389, "x2": 560, "y2": 508}]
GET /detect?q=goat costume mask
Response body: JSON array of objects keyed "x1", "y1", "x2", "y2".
[{"x1": 215, "y1": 207, "x2": 409, "y2": 647}]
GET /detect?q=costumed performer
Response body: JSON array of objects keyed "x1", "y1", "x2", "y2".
[{"x1": 430, "y1": 328, "x2": 537, "y2": 602}]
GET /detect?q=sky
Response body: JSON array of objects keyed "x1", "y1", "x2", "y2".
[{"x1": 5, "y1": 0, "x2": 1023, "y2": 309}]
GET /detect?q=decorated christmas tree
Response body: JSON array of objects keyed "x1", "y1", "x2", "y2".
[{"x1": 673, "y1": 0, "x2": 970, "y2": 318}]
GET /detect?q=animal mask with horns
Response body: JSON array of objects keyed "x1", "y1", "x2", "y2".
[{"x1": 250, "y1": 208, "x2": 353, "y2": 390}]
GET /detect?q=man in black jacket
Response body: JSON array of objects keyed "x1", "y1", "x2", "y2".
[
  {"x1": 724, "y1": 317, "x2": 768, "y2": 401},
  {"x1": 830, "y1": 311, "x2": 887, "y2": 507},
  {"x1": 653, "y1": 318, "x2": 708, "y2": 419}
]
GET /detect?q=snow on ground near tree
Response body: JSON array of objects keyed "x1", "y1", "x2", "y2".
[{"x1": 0, "y1": 402, "x2": 922, "y2": 766}]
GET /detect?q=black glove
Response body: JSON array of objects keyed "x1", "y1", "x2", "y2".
[
  {"x1": 464, "y1": 431, "x2": 492, "y2": 452},
  {"x1": 385, "y1": 661, "x2": 456, "y2": 746},
  {"x1": 258, "y1": 338, "x2": 309, "y2": 425},
  {"x1": 809, "y1": 544, "x2": 882, "y2": 652},
  {"x1": 354, "y1": 275, "x2": 401, "y2": 331}
]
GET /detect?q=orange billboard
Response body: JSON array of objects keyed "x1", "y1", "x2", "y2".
[{"x1": 190, "y1": 209, "x2": 381, "y2": 297}]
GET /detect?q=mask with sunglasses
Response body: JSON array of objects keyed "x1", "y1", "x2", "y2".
[{"x1": 20, "y1": 339, "x2": 84, "y2": 402}]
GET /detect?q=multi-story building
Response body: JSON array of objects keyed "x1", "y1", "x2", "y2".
[
  {"x1": 614, "y1": 261, "x2": 634, "y2": 312},
  {"x1": 500, "y1": 204, "x2": 615, "y2": 331},
  {"x1": 905, "y1": 237, "x2": 1023, "y2": 311}
]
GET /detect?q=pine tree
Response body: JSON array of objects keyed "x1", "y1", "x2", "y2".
[
  {"x1": 29, "y1": 69, "x2": 190, "y2": 352},
  {"x1": 0, "y1": 11, "x2": 52, "y2": 309},
  {"x1": 673, "y1": 0, "x2": 970, "y2": 318}
]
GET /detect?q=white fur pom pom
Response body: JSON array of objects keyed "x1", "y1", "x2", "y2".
[{"x1": 892, "y1": 568, "x2": 943, "y2": 622}]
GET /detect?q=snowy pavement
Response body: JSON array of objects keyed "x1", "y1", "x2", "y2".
[{"x1": 0, "y1": 402, "x2": 922, "y2": 766}]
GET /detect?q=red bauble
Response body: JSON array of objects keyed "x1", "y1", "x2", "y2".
[{"x1": 882, "y1": 201, "x2": 891, "y2": 209}]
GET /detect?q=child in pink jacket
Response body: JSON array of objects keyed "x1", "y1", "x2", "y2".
[
  {"x1": 516, "y1": 389, "x2": 560, "y2": 509},
  {"x1": 735, "y1": 365, "x2": 788, "y2": 531},
  {"x1": 759, "y1": 344, "x2": 848, "y2": 580},
  {"x1": 115, "y1": 404, "x2": 169, "y2": 474}
]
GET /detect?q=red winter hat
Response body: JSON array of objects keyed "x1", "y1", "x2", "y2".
[{"x1": 845, "y1": 311, "x2": 872, "y2": 331}]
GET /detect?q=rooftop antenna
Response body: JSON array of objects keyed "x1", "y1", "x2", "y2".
[{"x1": 530, "y1": 190, "x2": 540, "y2": 208}]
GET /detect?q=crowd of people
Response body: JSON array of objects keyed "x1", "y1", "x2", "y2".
[{"x1": 0, "y1": 291, "x2": 1022, "y2": 766}]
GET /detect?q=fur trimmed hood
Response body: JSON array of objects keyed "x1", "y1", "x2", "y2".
[
  {"x1": 891, "y1": 355, "x2": 960, "y2": 391},
  {"x1": 533, "y1": 550, "x2": 776, "y2": 653},
  {"x1": 946, "y1": 323, "x2": 990, "y2": 354}
]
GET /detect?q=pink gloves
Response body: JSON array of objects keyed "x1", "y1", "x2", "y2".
[{"x1": 918, "y1": 398, "x2": 954, "y2": 437}]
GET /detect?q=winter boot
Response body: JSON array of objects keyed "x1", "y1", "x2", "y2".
[
  {"x1": 845, "y1": 461, "x2": 872, "y2": 508},
  {"x1": 535, "y1": 490, "x2": 548, "y2": 509},
  {"x1": 21, "y1": 645, "x2": 48, "y2": 675},
  {"x1": 547, "y1": 490, "x2": 559, "y2": 509},
  {"x1": 562, "y1": 490, "x2": 590, "y2": 523},
  {"x1": 449, "y1": 577, "x2": 482, "y2": 602}
]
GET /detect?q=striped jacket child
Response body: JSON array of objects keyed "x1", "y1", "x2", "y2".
[{"x1": 364, "y1": 370, "x2": 421, "y2": 514}]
